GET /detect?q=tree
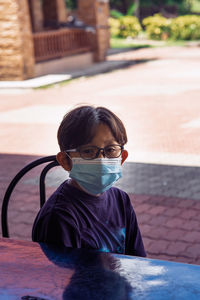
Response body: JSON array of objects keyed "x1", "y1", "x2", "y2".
[{"x1": 134, "y1": 0, "x2": 140, "y2": 18}]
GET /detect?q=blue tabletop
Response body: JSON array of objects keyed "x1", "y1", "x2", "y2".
[{"x1": 0, "y1": 238, "x2": 199, "y2": 300}]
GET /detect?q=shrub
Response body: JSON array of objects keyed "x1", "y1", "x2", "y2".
[
  {"x1": 170, "y1": 15, "x2": 200, "y2": 40},
  {"x1": 109, "y1": 16, "x2": 141, "y2": 38},
  {"x1": 142, "y1": 14, "x2": 171, "y2": 40},
  {"x1": 142, "y1": 13, "x2": 200, "y2": 40},
  {"x1": 109, "y1": 17, "x2": 121, "y2": 37},
  {"x1": 119, "y1": 16, "x2": 142, "y2": 38}
]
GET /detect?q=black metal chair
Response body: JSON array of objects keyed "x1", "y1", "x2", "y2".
[{"x1": 1, "y1": 155, "x2": 59, "y2": 238}]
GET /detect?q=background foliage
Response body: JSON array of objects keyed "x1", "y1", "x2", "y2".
[
  {"x1": 65, "y1": 0, "x2": 200, "y2": 17},
  {"x1": 65, "y1": 0, "x2": 200, "y2": 41},
  {"x1": 109, "y1": 0, "x2": 195, "y2": 17}
]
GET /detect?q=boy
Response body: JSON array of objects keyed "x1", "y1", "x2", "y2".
[{"x1": 32, "y1": 105, "x2": 146, "y2": 257}]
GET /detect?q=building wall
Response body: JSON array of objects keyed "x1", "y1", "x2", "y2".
[
  {"x1": 0, "y1": 0, "x2": 34, "y2": 80},
  {"x1": 78, "y1": 0, "x2": 96, "y2": 26},
  {"x1": 0, "y1": 0, "x2": 109, "y2": 80},
  {"x1": 29, "y1": 0, "x2": 44, "y2": 32},
  {"x1": 43, "y1": 0, "x2": 67, "y2": 27},
  {"x1": 43, "y1": 0, "x2": 57, "y2": 26},
  {"x1": 78, "y1": 0, "x2": 110, "y2": 62}
]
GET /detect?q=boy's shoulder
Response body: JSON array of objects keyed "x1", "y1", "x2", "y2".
[
  {"x1": 43, "y1": 180, "x2": 74, "y2": 208},
  {"x1": 107, "y1": 186, "x2": 131, "y2": 203}
]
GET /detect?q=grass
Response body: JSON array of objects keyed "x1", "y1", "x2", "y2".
[
  {"x1": 110, "y1": 36, "x2": 192, "y2": 49},
  {"x1": 34, "y1": 77, "x2": 83, "y2": 90},
  {"x1": 110, "y1": 37, "x2": 152, "y2": 49}
]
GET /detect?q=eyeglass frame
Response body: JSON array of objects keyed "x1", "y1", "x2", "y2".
[{"x1": 64, "y1": 144, "x2": 124, "y2": 160}]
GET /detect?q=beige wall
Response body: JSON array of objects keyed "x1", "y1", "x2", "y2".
[{"x1": 0, "y1": 0, "x2": 34, "y2": 80}]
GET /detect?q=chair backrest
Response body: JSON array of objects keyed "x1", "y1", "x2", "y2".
[{"x1": 1, "y1": 155, "x2": 59, "y2": 238}]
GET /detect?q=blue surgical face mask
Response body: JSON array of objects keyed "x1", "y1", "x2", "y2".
[{"x1": 69, "y1": 157, "x2": 122, "y2": 195}]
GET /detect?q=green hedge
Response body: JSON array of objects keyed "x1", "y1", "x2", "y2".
[
  {"x1": 109, "y1": 14, "x2": 200, "y2": 41},
  {"x1": 170, "y1": 15, "x2": 200, "y2": 40},
  {"x1": 142, "y1": 14, "x2": 171, "y2": 40},
  {"x1": 142, "y1": 14, "x2": 200, "y2": 40},
  {"x1": 109, "y1": 16, "x2": 142, "y2": 38},
  {"x1": 109, "y1": 17, "x2": 121, "y2": 37}
]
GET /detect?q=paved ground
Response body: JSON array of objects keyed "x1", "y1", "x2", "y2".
[{"x1": 0, "y1": 45, "x2": 200, "y2": 265}]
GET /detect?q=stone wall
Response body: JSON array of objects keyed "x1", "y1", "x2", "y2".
[
  {"x1": 56, "y1": 0, "x2": 68, "y2": 23},
  {"x1": 78, "y1": 0, "x2": 96, "y2": 26},
  {"x1": 94, "y1": 0, "x2": 110, "y2": 61},
  {"x1": 78, "y1": 0, "x2": 110, "y2": 62},
  {"x1": 0, "y1": 0, "x2": 34, "y2": 80}
]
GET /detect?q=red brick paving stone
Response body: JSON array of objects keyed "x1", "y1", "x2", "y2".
[
  {"x1": 147, "y1": 240, "x2": 171, "y2": 255},
  {"x1": 137, "y1": 213, "x2": 153, "y2": 223},
  {"x1": 149, "y1": 253, "x2": 192, "y2": 264},
  {"x1": 165, "y1": 218, "x2": 185, "y2": 229},
  {"x1": 148, "y1": 215, "x2": 169, "y2": 227},
  {"x1": 177, "y1": 199, "x2": 197, "y2": 209},
  {"x1": 139, "y1": 224, "x2": 152, "y2": 235},
  {"x1": 173, "y1": 256, "x2": 196, "y2": 264},
  {"x1": 142, "y1": 237, "x2": 154, "y2": 249},
  {"x1": 128, "y1": 194, "x2": 200, "y2": 265},
  {"x1": 150, "y1": 254, "x2": 177, "y2": 262},
  {"x1": 166, "y1": 228, "x2": 189, "y2": 242},
  {"x1": 148, "y1": 206, "x2": 167, "y2": 215},
  {"x1": 180, "y1": 220, "x2": 200, "y2": 231},
  {"x1": 148, "y1": 227, "x2": 170, "y2": 240},
  {"x1": 10, "y1": 222, "x2": 32, "y2": 240},
  {"x1": 162, "y1": 197, "x2": 183, "y2": 207},
  {"x1": 7, "y1": 212, "x2": 27, "y2": 224},
  {"x1": 166, "y1": 241, "x2": 189, "y2": 256},
  {"x1": 195, "y1": 257, "x2": 200, "y2": 265},
  {"x1": 180, "y1": 231, "x2": 200, "y2": 243},
  {"x1": 179, "y1": 209, "x2": 198, "y2": 220},
  {"x1": 193, "y1": 201, "x2": 200, "y2": 210},
  {"x1": 184, "y1": 244, "x2": 200, "y2": 259},
  {"x1": 163, "y1": 207, "x2": 182, "y2": 217},
  {"x1": 132, "y1": 195, "x2": 152, "y2": 203},
  {"x1": 132, "y1": 203, "x2": 153, "y2": 214}
]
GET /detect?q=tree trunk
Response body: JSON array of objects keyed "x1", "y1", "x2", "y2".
[{"x1": 134, "y1": 0, "x2": 140, "y2": 19}]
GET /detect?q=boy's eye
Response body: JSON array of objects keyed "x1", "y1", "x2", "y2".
[
  {"x1": 106, "y1": 146, "x2": 116, "y2": 153},
  {"x1": 105, "y1": 145, "x2": 121, "y2": 156},
  {"x1": 81, "y1": 147, "x2": 96, "y2": 155}
]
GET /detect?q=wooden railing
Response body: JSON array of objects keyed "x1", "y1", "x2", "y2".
[{"x1": 33, "y1": 28, "x2": 92, "y2": 62}]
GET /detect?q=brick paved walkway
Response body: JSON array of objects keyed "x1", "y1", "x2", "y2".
[
  {"x1": 0, "y1": 46, "x2": 200, "y2": 265},
  {"x1": 132, "y1": 194, "x2": 200, "y2": 265}
]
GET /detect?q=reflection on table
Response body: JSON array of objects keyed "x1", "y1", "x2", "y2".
[{"x1": 0, "y1": 238, "x2": 200, "y2": 300}]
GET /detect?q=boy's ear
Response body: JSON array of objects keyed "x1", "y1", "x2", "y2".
[
  {"x1": 56, "y1": 152, "x2": 72, "y2": 171},
  {"x1": 121, "y1": 150, "x2": 128, "y2": 165}
]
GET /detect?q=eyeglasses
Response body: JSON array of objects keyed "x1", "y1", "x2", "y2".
[{"x1": 65, "y1": 144, "x2": 124, "y2": 160}]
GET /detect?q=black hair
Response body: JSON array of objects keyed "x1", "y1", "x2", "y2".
[{"x1": 57, "y1": 105, "x2": 127, "y2": 151}]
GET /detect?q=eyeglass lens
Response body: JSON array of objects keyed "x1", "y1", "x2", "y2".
[{"x1": 79, "y1": 145, "x2": 122, "y2": 159}]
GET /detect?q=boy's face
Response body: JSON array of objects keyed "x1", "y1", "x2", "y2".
[{"x1": 57, "y1": 123, "x2": 128, "y2": 171}]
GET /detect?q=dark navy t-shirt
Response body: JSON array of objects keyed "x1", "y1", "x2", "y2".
[{"x1": 32, "y1": 180, "x2": 146, "y2": 257}]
